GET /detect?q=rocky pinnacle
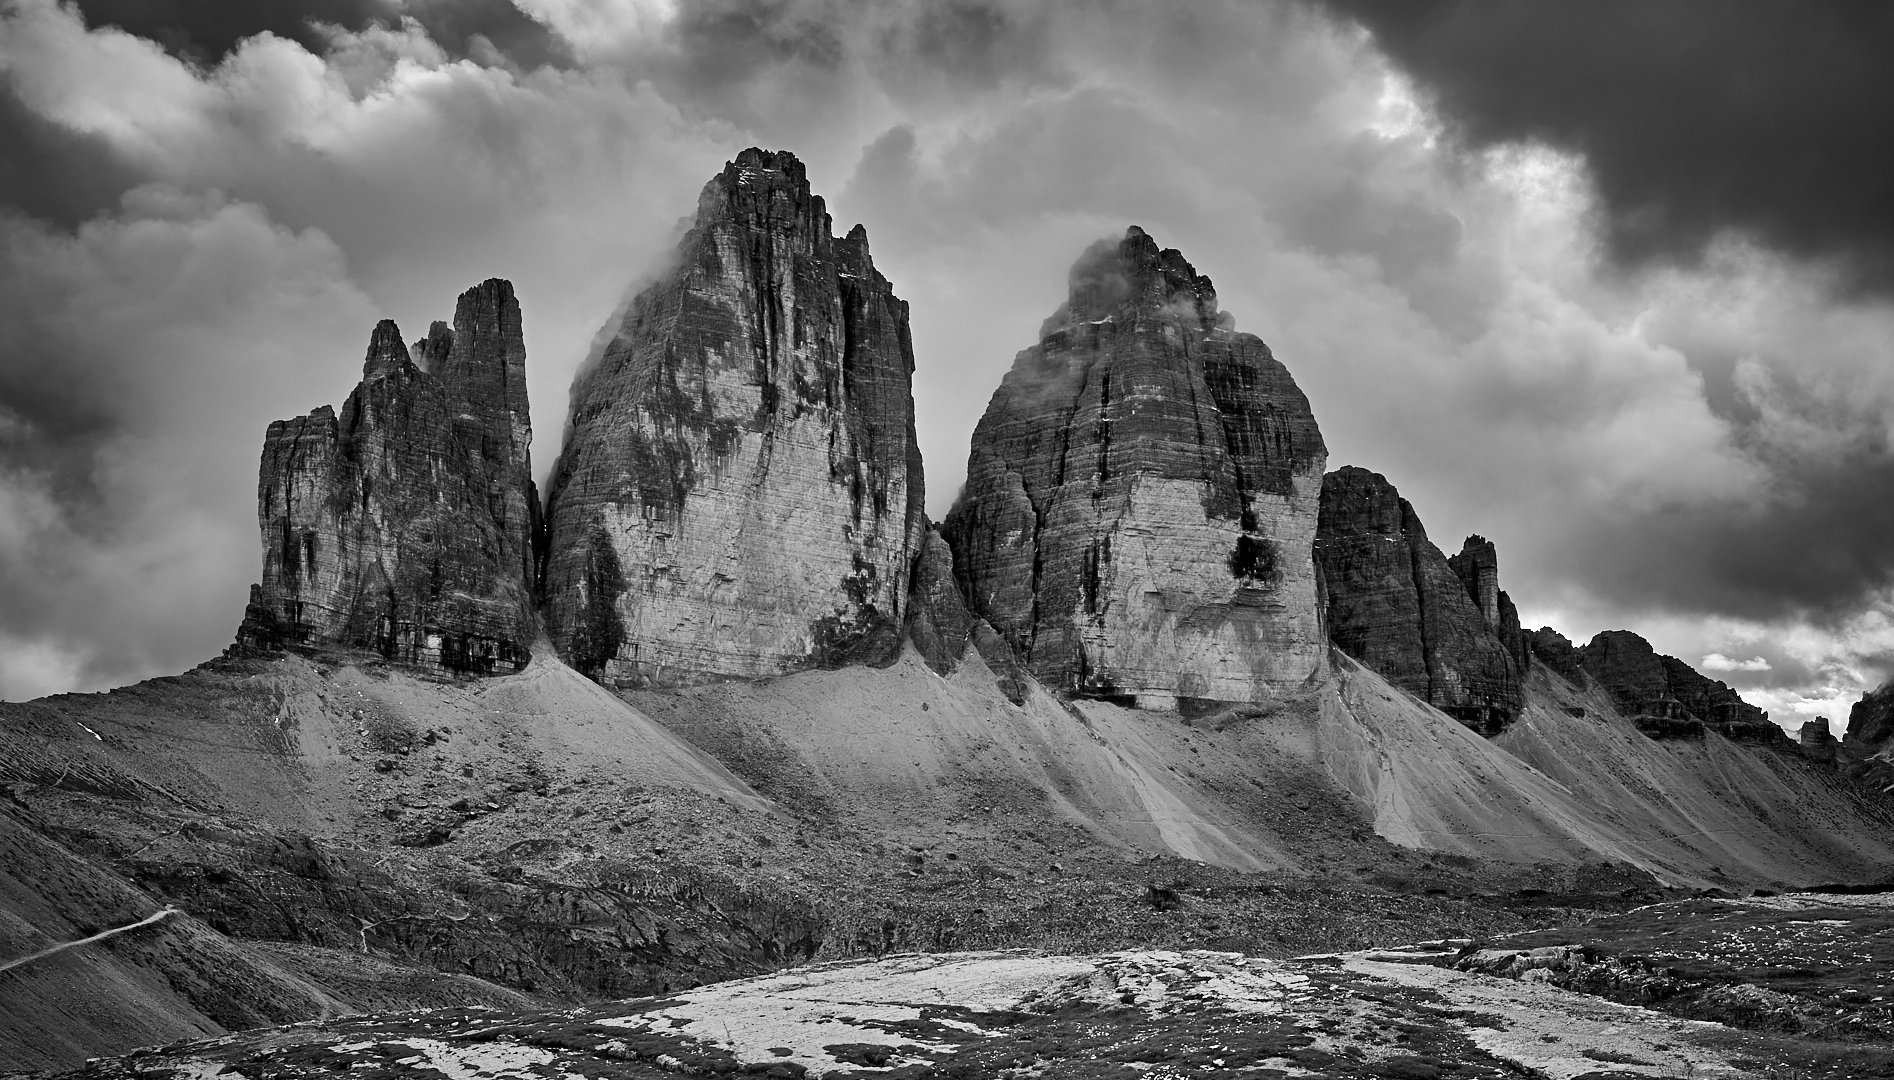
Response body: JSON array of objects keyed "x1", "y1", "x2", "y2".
[
  {"x1": 944, "y1": 227, "x2": 1329, "y2": 708},
  {"x1": 234, "y1": 280, "x2": 537, "y2": 674},
  {"x1": 540, "y1": 148, "x2": 926, "y2": 687},
  {"x1": 1314, "y1": 466, "x2": 1523, "y2": 734}
]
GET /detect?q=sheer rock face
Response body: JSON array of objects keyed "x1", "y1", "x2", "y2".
[
  {"x1": 1314, "y1": 467, "x2": 1522, "y2": 735},
  {"x1": 1576, "y1": 630, "x2": 1781, "y2": 742},
  {"x1": 234, "y1": 280, "x2": 537, "y2": 675},
  {"x1": 942, "y1": 227, "x2": 1328, "y2": 710},
  {"x1": 542, "y1": 149, "x2": 924, "y2": 688}
]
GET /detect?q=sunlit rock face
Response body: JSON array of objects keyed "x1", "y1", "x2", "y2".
[
  {"x1": 234, "y1": 280, "x2": 538, "y2": 675},
  {"x1": 542, "y1": 148, "x2": 925, "y2": 687},
  {"x1": 943, "y1": 227, "x2": 1328, "y2": 709},
  {"x1": 1314, "y1": 467, "x2": 1523, "y2": 735}
]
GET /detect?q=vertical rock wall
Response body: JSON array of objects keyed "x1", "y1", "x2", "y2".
[
  {"x1": 943, "y1": 227, "x2": 1328, "y2": 709},
  {"x1": 234, "y1": 280, "x2": 538, "y2": 674},
  {"x1": 540, "y1": 149, "x2": 925, "y2": 687},
  {"x1": 1446, "y1": 535, "x2": 1532, "y2": 674},
  {"x1": 1313, "y1": 466, "x2": 1523, "y2": 734}
]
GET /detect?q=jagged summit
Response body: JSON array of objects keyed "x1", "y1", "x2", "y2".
[
  {"x1": 1315, "y1": 466, "x2": 1526, "y2": 734},
  {"x1": 540, "y1": 147, "x2": 925, "y2": 687},
  {"x1": 232, "y1": 279, "x2": 537, "y2": 675},
  {"x1": 944, "y1": 226, "x2": 1328, "y2": 708},
  {"x1": 1576, "y1": 629, "x2": 1780, "y2": 742}
]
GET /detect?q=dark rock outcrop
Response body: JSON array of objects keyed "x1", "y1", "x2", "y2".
[
  {"x1": 1447, "y1": 535, "x2": 1531, "y2": 674},
  {"x1": 1314, "y1": 467, "x2": 1524, "y2": 734},
  {"x1": 541, "y1": 149, "x2": 924, "y2": 687},
  {"x1": 943, "y1": 227, "x2": 1328, "y2": 709},
  {"x1": 1799, "y1": 718, "x2": 1840, "y2": 763},
  {"x1": 1576, "y1": 631, "x2": 1782, "y2": 743},
  {"x1": 904, "y1": 523, "x2": 1030, "y2": 704},
  {"x1": 233, "y1": 280, "x2": 537, "y2": 675},
  {"x1": 1529, "y1": 627, "x2": 1588, "y2": 687},
  {"x1": 1845, "y1": 683, "x2": 1894, "y2": 751}
]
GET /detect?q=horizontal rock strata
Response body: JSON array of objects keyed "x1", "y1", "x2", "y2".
[
  {"x1": 1576, "y1": 630, "x2": 1781, "y2": 742},
  {"x1": 943, "y1": 227, "x2": 1328, "y2": 709},
  {"x1": 1314, "y1": 467, "x2": 1523, "y2": 734},
  {"x1": 233, "y1": 280, "x2": 538, "y2": 675},
  {"x1": 541, "y1": 148, "x2": 924, "y2": 687}
]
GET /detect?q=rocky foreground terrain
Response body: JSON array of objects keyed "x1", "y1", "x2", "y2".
[
  {"x1": 8, "y1": 147, "x2": 1894, "y2": 1074},
  {"x1": 25, "y1": 892, "x2": 1894, "y2": 1079}
]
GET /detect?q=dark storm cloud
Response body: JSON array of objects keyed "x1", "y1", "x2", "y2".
[
  {"x1": 0, "y1": 85, "x2": 142, "y2": 226},
  {"x1": 1560, "y1": 449, "x2": 1894, "y2": 627},
  {"x1": 1322, "y1": 0, "x2": 1894, "y2": 292},
  {"x1": 73, "y1": 0, "x2": 569, "y2": 68}
]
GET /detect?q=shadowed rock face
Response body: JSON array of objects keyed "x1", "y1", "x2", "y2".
[
  {"x1": 904, "y1": 522, "x2": 1030, "y2": 705},
  {"x1": 234, "y1": 280, "x2": 537, "y2": 675},
  {"x1": 1800, "y1": 717, "x2": 1840, "y2": 763},
  {"x1": 1314, "y1": 467, "x2": 1522, "y2": 735},
  {"x1": 542, "y1": 148, "x2": 925, "y2": 687},
  {"x1": 943, "y1": 227, "x2": 1328, "y2": 709},
  {"x1": 1845, "y1": 683, "x2": 1894, "y2": 751},
  {"x1": 1577, "y1": 630, "x2": 1780, "y2": 742},
  {"x1": 1528, "y1": 627, "x2": 1587, "y2": 687},
  {"x1": 1447, "y1": 535, "x2": 1531, "y2": 675}
]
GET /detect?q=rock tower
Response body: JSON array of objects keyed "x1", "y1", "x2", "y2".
[
  {"x1": 234, "y1": 280, "x2": 538, "y2": 674},
  {"x1": 944, "y1": 227, "x2": 1328, "y2": 709},
  {"x1": 540, "y1": 149, "x2": 926, "y2": 686}
]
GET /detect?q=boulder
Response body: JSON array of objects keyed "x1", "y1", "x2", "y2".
[
  {"x1": 233, "y1": 280, "x2": 537, "y2": 675},
  {"x1": 1313, "y1": 467, "x2": 1522, "y2": 734},
  {"x1": 541, "y1": 149, "x2": 925, "y2": 687},
  {"x1": 943, "y1": 227, "x2": 1328, "y2": 709}
]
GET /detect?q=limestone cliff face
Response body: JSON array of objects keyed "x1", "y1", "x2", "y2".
[
  {"x1": 943, "y1": 227, "x2": 1328, "y2": 709},
  {"x1": 1313, "y1": 467, "x2": 1523, "y2": 734},
  {"x1": 234, "y1": 280, "x2": 537, "y2": 674},
  {"x1": 1577, "y1": 630, "x2": 1781, "y2": 742},
  {"x1": 541, "y1": 149, "x2": 924, "y2": 687}
]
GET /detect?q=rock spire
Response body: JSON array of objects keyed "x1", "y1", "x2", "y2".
[
  {"x1": 540, "y1": 148, "x2": 925, "y2": 687},
  {"x1": 234, "y1": 280, "x2": 538, "y2": 674},
  {"x1": 943, "y1": 226, "x2": 1328, "y2": 709},
  {"x1": 1313, "y1": 466, "x2": 1524, "y2": 734}
]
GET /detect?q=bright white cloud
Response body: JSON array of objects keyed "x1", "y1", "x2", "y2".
[{"x1": 1701, "y1": 654, "x2": 1771, "y2": 673}]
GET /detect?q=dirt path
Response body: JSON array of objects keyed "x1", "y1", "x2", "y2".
[{"x1": 0, "y1": 906, "x2": 180, "y2": 975}]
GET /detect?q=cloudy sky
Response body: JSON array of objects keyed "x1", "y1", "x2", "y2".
[{"x1": 2, "y1": 0, "x2": 1892, "y2": 730}]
